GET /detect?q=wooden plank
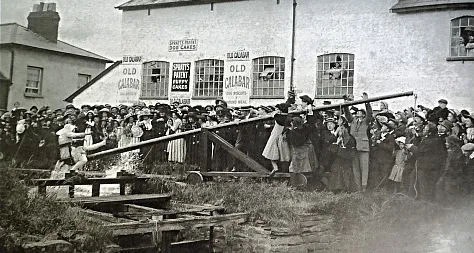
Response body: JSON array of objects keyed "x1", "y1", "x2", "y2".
[
  {"x1": 60, "y1": 194, "x2": 171, "y2": 206},
  {"x1": 207, "y1": 132, "x2": 269, "y2": 174},
  {"x1": 31, "y1": 177, "x2": 149, "y2": 186},
  {"x1": 79, "y1": 208, "x2": 132, "y2": 223},
  {"x1": 107, "y1": 213, "x2": 247, "y2": 236},
  {"x1": 171, "y1": 202, "x2": 225, "y2": 213},
  {"x1": 200, "y1": 171, "x2": 292, "y2": 178},
  {"x1": 122, "y1": 203, "x2": 222, "y2": 217}
]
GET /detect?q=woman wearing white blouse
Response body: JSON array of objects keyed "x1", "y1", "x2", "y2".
[{"x1": 167, "y1": 112, "x2": 186, "y2": 163}]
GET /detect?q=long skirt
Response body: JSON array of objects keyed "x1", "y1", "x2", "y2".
[
  {"x1": 289, "y1": 143, "x2": 312, "y2": 173},
  {"x1": 262, "y1": 124, "x2": 291, "y2": 162},
  {"x1": 168, "y1": 138, "x2": 186, "y2": 163}
]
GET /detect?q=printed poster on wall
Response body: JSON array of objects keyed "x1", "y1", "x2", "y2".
[
  {"x1": 118, "y1": 55, "x2": 142, "y2": 105},
  {"x1": 170, "y1": 62, "x2": 191, "y2": 104},
  {"x1": 224, "y1": 50, "x2": 251, "y2": 106}
]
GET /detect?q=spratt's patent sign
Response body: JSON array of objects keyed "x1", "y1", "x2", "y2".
[{"x1": 169, "y1": 39, "x2": 198, "y2": 52}]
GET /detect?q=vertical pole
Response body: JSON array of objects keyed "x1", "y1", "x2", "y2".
[
  {"x1": 209, "y1": 211, "x2": 214, "y2": 253},
  {"x1": 91, "y1": 182, "x2": 100, "y2": 197},
  {"x1": 201, "y1": 128, "x2": 212, "y2": 172},
  {"x1": 38, "y1": 185, "x2": 46, "y2": 196},
  {"x1": 289, "y1": 0, "x2": 297, "y2": 92},
  {"x1": 65, "y1": 170, "x2": 75, "y2": 198}
]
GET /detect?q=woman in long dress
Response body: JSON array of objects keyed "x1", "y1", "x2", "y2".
[
  {"x1": 83, "y1": 111, "x2": 95, "y2": 147},
  {"x1": 167, "y1": 112, "x2": 186, "y2": 163},
  {"x1": 262, "y1": 103, "x2": 291, "y2": 175}
]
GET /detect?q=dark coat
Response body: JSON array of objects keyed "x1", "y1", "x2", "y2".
[{"x1": 410, "y1": 135, "x2": 447, "y2": 171}]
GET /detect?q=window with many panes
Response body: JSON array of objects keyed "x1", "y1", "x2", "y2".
[
  {"x1": 194, "y1": 59, "x2": 224, "y2": 98},
  {"x1": 141, "y1": 61, "x2": 170, "y2": 99},
  {"x1": 450, "y1": 16, "x2": 474, "y2": 57},
  {"x1": 77, "y1": 74, "x2": 91, "y2": 89},
  {"x1": 25, "y1": 66, "x2": 43, "y2": 95},
  {"x1": 252, "y1": 56, "x2": 285, "y2": 97},
  {"x1": 316, "y1": 53, "x2": 354, "y2": 97}
]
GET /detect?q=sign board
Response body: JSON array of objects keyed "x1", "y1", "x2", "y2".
[
  {"x1": 169, "y1": 39, "x2": 198, "y2": 52},
  {"x1": 169, "y1": 93, "x2": 191, "y2": 105},
  {"x1": 171, "y1": 62, "x2": 191, "y2": 92},
  {"x1": 224, "y1": 50, "x2": 251, "y2": 106},
  {"x1": 118, "y1": 55, "x2": 142, "y2": 105},
  {"x1": 170, "y1": 62, "x2": 192, "y2": 105}
]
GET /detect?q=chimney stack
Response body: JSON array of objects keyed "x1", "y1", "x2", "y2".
[{"x1": 27, "y1": 2, "x2": 60, "y2": 43}]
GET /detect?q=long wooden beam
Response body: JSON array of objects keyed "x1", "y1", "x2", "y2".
[
  {"x1": 87, "y1": 128, "x2": 201, "y2": 160},
  {"x1": 207, "y1": 132, "x2": 269, "y2": 174}
]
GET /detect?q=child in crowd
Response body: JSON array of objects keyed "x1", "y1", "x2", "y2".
[{"x1": 389, "y1": 136, "x2": 409, "y2": 193}]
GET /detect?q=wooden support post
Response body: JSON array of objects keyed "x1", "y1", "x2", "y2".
[
  {"x1": 161, "y1": 231, "x2": 178, "y2": 253},
  {"x1": 91, "y1": 183, "x2": 100, "y2": 197},
  {"x1": 207, "y1": 132, "x2": 269, "y2": 174},
  {"x1": 200, "y1": 128, "x2": 212, "y2": 172},
  {"x1": 65, "y1": 170, "x2": 75, "y2": 198},
  {"x1": 209, "y1": 211, "x2": 214, "y2": 253},
  {"x1": 38, "y1": 185, "x2": 46, "y2": 196}
]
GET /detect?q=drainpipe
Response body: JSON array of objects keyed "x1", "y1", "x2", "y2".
[
  {"x1": 289, "y1": 0, "x2": 297, "y2": 93},
  {"x1": 4, "y1": 47, "x2": 15, "y2": 110}
]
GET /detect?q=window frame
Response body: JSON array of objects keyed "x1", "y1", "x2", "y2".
[
  {"x1": 25, "y1": 66, "x2": 43, "y2": 96},
  {"x1": 77, "y1": 73, "x2": 91, "y2": 89},
  {"x1": 141, "y1": 61, "x2": 170, "y2": 99},
  {"x1": 193, "y1": 59, "x2": 224, "y2": 99},
  {"x1": 448, "y1": 16, "x2": 474, "y2": 61},
  {"x1": 251, "y1": 56, "x2": 285, "y2": 99},
  {"x1": 315, "y1": 53, "x2": 355, "y2": 99}
]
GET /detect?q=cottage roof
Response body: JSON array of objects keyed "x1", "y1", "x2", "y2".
[
  {"x1": 391, "y1": 0, "x2": 474, "y2": 13},
  {"x1": 116, "y1": 0, "x2": 245, "y2": 10},
  {"x1": 0, "y1": 23, "x2": 112, "y2": 63},
  {"x1": 64, "y1": 61, "x2": 122, "y2": 103}
]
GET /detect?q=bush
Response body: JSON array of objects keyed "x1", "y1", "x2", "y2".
[{"x1": 0, "y1": 168, "x2": 113, "y2": 252}]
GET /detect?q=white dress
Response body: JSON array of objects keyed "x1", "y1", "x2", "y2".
[{"x1": 167, "y1": 118, "x2": 186, "y2": 163}]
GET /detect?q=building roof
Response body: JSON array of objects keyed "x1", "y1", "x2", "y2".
[
  {"x1": 391, "y1": 0, "x2": 474, "y2": 13},
  {"x1": 64, "y1": 61, "x2": 122, "y2": 102},
  {"x1": 0, "y1": 71, "x2": 11, "y2": 84},
  {"x1": 0, "y1": 23, "x2": 112, "y2": 63},
  {"x1": 116, "y1": 0, "x2": 246, "y2": 10}
]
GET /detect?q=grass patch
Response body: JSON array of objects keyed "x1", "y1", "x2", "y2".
[{"x1": 0, "y1": 168, "x2": 113, "y2": 252}]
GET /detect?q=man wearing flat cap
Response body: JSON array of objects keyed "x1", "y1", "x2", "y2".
[{"x1": 426, "y1": 99, "x2": 449, "y2": 124}]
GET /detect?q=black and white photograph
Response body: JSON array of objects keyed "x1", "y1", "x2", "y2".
[{"x1": 1, "y1": 0, "x2": 474, "y2": 252}]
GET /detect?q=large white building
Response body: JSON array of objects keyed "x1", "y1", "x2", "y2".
[{"x1": 68, "y1": 0, "x2": 474, "y2": 111}]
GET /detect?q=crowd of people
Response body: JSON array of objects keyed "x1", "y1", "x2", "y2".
[{"x1": 0, "y1": 92, "x2": 473, "y2": 203}]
